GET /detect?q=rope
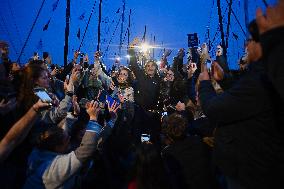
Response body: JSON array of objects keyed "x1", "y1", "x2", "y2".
[
  {"x1": 78, "y1": 0, "x2": 97, "y2": 51},
  {"x1": 0, "y1": 13, "x2": 19, "y2": 56},
  {"x1": 103, "y1": 15, "x2": 122, "y2": 58},
  {"x1": 17, "y1": 0, "x2": 46, "y2": 62},
  {"x1": 225, "y1": 0, "x2": 246, "y2": 37},
  {"x1": 7, "y1": 0, "x2": 23, "y2": 48}
]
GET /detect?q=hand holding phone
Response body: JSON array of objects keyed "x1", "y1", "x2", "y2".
[
  {"x1": 33, "y1": 88, "x2": 53, "y2": 106},
  {"x1": 106, "y1": 95, "x2": 120, "y2": 107}
]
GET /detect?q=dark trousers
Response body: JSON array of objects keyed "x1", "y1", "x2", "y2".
[{"x1": 131, "y1": 106, "x2": 161, "y2": 145}]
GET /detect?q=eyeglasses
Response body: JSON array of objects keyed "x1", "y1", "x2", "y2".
[{"x1": 119, "y1": 72, "x2": 128, "y2": 77}]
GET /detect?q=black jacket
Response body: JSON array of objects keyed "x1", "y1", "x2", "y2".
[
  {"x1": 162, "y1": 136, "x2": 218, "y2": 189},
  {"x1": 128, "y1": 49, "x2": 161, "y2": 110},
  {"x1": 260, "y1": 27, "x2": 284, "y2": 138},
  {"x1": 199, "y1": 61, "x2": 283, "y2": 189}
]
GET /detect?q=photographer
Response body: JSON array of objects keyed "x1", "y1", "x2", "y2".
[
  {"x1": 17, "y1": 62, "x2": 79, "y2": 125},
  {"x1": 197, "y1": 22, "x2": 283, "y2": 188}
]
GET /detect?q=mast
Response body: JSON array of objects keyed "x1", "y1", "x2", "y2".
[
  {"x1": 119, "y1": 0, "x2": 126, "y2": 56},
  {"x1": 152, "y1": 35, "x2": 155, "y2": 59},
  {"x1": 97, "y1": 0, "x2": 103, "y2": 51},
  {"x1": 142, "y1": 25, "x2": 147, "y2": 42},
  {"x1": 244, "y1": 0, "x2": 249, "y2": 38},
  {"x1": 127, "y1": 9, "x2": 131, "y2": 49},
  {"x1": 64, "y1": 0, "x2": 70, "y2": 67},
  {"x1": 216, "y1": 0, "x2": 226, "y2": 58},
  {"x1": 225, "y1": 0, "x2": 233, "y2": 49}
]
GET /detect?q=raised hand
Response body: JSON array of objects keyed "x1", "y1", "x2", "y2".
[
  {"x1": 73, "y1": 51, "x2": 79, "y2": 62},
  {"x1": 83, "y1": 54, "x2": 89, "y2": 63},
  {"x1": 32, "y1": 99, "x2": 52, "y2": 113},
  {"x1": 129, "y1": 37, "x2": 140, "y2": 48},
  {"x1": 86, "y1": 100, "x2": 101, "y2": 121},
  {"x1": 94, "y1": 51, "x2": 102, "y2": 61},
  {"x1": 72, "y1": 95, "x2": 80, "y2": 116},
  {"x1": 163, "y1": 49, "x2": 172, "y2": 58},
  {"x1": 212, "y1": 61, "x2": 224, "y2": 81},
  {"x1": 106, "y1": 100, "x2": 120, "y2": 120},
  {"x1": 256, "y1": 2, "x2": 284, "y2": 35},
  {"x1": 187, "y1": 62, "x2": 197, "y2": 78},
  {"x1": 175, "y1": 101, "x2": 185, "y2": 112}
]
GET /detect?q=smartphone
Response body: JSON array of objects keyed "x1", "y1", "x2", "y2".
[
  {"x1": 112, "y1": 77, "x2": 119, "y2": 87},
  {"x1": 206, "y1": 60, "x2": 212, "y2": 72},
  {"x1": 161, "y1": 112, "x2": 168, "y2": 117},
  {"x1": 98, "y1": 90, "x2": 108, "y2": 103},
  {"x1": 141, "y1": 134, "x2": 150, "y2": 143},
  {"x1": 106, "y1": 95, "x2": 120, "y2": 107},
  {"x1": 33, "y1": 88, "x2": 53, "y2": 104}
]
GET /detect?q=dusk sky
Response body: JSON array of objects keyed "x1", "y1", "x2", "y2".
[{"x1": 0, "y1": 0, "x2": 276, "y2": 69}]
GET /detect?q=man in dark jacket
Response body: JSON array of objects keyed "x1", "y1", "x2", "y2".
[
  {"x1": 198, "y1": 37, "x2": 283, "y2": 188},
  {"x1": 128, "y1": 39, "x2": 161, "y2": 144},
  {"x1": 256, "y1": 0, "x2": 284, "y2": 183},
  {"x1": 256, "y1": 0, "x2": 284, "y2": 125}
]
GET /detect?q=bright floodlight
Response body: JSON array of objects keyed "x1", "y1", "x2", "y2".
[
  {"x1": 140, "y1": 43, "x2": 151, "y2": 53},
  {"x1": 115, "y1": 56, "x2": 121, "y2": 63},
  {"x1": 125, "y1": 55, "x2": 131, "y2": 59}
]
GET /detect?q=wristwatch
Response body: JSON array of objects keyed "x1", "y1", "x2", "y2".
[{"x1": 66, "y1": 91, "x2": 74, "y2": 97}]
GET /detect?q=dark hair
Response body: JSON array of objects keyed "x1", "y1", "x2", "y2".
[
  {"x1": 130, "y1": 143, "x2": 171, "y2": 189},
  {"x1": 162, "y1": 113, "x2": 187, "y2": 141},
  {"x1": 18, "y1": 64, "x2": 47, "y2": 113},
  {"x1": 28, "y1": 59, "x2": 45, "y2": 67},
  {"x1": 117, "y1": 66, "x2": 134, "y2": 86},
  {"x1": 35, "y1": 126, "x2": 66, "y2": 151}
]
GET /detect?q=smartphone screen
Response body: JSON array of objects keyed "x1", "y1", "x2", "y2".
[
  {"x1": 161, "y1": 112, "x2": 168, "y2": 117},
  {"x1": 97, "y1": 90, "x2": 107, "y2": 103},
  {"x1": 206, "y1": 60, "x2": 212, "y2": 71},
  {"x1": 34, "y1": 90, "x2": 52, "y2": 103},
  {"x1": 141, "y1": 134, "x2": 150, "y2": 143},
  {"x1": 106, "y1": 95, "x2": 120, "y2": 106}
]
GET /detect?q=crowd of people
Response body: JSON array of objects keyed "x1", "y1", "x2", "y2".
[{"x1": 0, "y1": 1, "x2": 284, "y2": 189}]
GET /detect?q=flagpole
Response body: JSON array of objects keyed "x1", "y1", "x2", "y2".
[
  {"x1": 97, "y1": 0, "x2": 103, "y2": 51},
  {"x1": 64, "y1": 0, "x2": 71, "y2": 67}
]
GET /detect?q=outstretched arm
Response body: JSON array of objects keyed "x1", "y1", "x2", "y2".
[{"x1": 0, "y1": 100, "x2": 50, "y2": 162}]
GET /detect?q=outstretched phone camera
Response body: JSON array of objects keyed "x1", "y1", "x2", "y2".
[
  {"x1": 33, "y1": 87, "x2": 53, "y2": 106},
  {"x1": 206, "y1": 60, "x2": 212, "y2": 72},
  {"x1": 106, "y1": 95, "x2": 120, "y2": 107}
]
